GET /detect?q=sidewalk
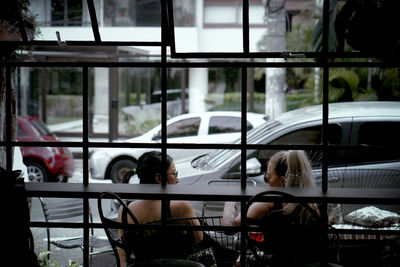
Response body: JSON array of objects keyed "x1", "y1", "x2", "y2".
[
  {"x1": 68, "y1": 158, "x2": 112, "y2": 184},
  {"x1": 48, "y1": 116, "x2": 109, "y2": 156}
]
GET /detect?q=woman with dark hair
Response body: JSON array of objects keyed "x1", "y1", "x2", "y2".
[
  {"x1": 117, "y1": 151, "x2": 209, "y2": 267},
  {"x1": 121, "y1": 151, "x2": 175, "y2": 184}
]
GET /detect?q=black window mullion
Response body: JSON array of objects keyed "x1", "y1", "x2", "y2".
[
  {"x1": 321, "y1": 1, "x2": 331, "y2": 264},
  {"x1": 161, "y1": 0, "x2": 168, "y2": 187},
  {"x1": 5, "y1": 66, "x2": 13, "y2": 171},
  {"x1": 240, "y1": 66, "x2": 248, "y2": 267},
  {"x1": 160, "y1": 0, "x2": 169, "y2": 258},
  {"x1": 86, "y1": 0, "x2": 101, "y2": 43},
  {"x1": 240, "y1": 1, "x2": 250, "y2": 263},
  {"x1": 83, "y1": 67, "x2": 89, "y2": 187},
  {"x1": 83, "y1": 197, "x2": 90, "y2": 267},
  {"x1": 167, "y1": 0, "x2": 177, "y2": 56},
  {"x1": 241, "y1": 67, "x2": 248, "y2": 189},
  {"x1": 82, "y1": 66, "x2": 90, "y2": 267},
  {"x1": 242, "y1": 0, "x2": 249, "y2": 54},
  {"x1": 321, "y1": 0, "x2": 330, "y2": 193}
]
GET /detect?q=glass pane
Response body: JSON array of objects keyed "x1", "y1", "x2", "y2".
[
  {"x1": 103, "y1": 0, "x2": 161, "y2": 27},
  {"x1": 209, "y1": 116, "x2": 242, "y2": 134},
  {"x1": 250, "y1": 0, "x2": 321, "y2": 53},
  {"x1": 167, "y1": 117, "x2": 201, "y2": 138},
  {"x1": 118, "y1": 68, "x2": 161, "y2": 137},
  {"x1": 204, "y1": 5, "x2": 237, "y2": 24},
  {"x1": 173, "y1": 0, "x2": 196, "y2": 27},
  {"x1": 356, "y1": 122, "x2": 400, "y2": 164}
]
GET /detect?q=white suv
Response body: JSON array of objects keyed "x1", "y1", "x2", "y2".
[{"x1": 90, "y1": 111, "x2": 266, "y2": 183}]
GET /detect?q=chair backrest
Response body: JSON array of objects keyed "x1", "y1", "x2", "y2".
[
  {"x1": 243, "y1": 190, "x2": 325, "y2": 265},
  {"x1": 98, "y1": 192, "x2": 218, "y2": 267},
  {"x1": 98, "y1": 192, "x2": 143, "y2": 267},
  {"x1": 39, "y1": 197, "x2": 93, "y2": 221},
  {"x1": 39, "y1": 197, "x2": 94, "y2": 251},
  {"x1": 202, "y1": 179, "x2": 256, "y2": 216}
]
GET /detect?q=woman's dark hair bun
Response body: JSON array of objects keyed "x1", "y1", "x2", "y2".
[{"x1": 136, "y1": 151, "x2": 173, "y2": 184}]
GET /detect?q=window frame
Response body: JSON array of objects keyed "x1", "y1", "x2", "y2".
[{"x1": 1, "y1": 1, "x2": 400, "y2": 266}]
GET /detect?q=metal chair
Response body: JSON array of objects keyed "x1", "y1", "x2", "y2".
[
  {"x1": 243, "y1": 190, "x2": 340, "y2": 267},
  {"x1": 98, "y1": 192, "x2": 239, "y2": 267},
  {"x1": 39, "y1": 197, "x2": 111, "y2": 253},
  {"x1": 97, "y1": 192, "x2": 139, "y2": 267}
]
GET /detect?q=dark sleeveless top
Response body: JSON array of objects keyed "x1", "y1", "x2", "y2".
[
  {"x1": 248, "y1": 202, "x2": 323, "y2": 264},
  {"x1": 121, "y1": 200, "x2": 200, "y2": 262}
]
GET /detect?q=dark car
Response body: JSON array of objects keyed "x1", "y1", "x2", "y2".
[{"x1": 17, "y1": 116, "x2": 74, "y2": 182}]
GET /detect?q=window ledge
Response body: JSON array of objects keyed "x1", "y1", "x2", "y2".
[{"x1": 26, "y1": 182, "x2": 400, "y2": 205}]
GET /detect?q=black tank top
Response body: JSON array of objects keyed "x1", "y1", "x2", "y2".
[{"x1": 121, "y1": 200, "x2": 198, "y2": 261}]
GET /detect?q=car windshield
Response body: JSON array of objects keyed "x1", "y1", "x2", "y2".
[
  {"x1": 31, "y1": 120, "x2": 53, "y2": 135},
  {"x1": 193, "y1": 120, "x2": 281, "y2": 169}
]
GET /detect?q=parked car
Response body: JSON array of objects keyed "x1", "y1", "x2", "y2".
[
  {"x1": 163, "y1": 102, "x2": 400, "y2": 216},
  {"x1": 89, "y1": 111, "x2": 267, "y2": 183},
  {"x1": 17, "y1": 116, "x2": 75, "y2": 182},
  {"x1": 12, "y1": 146, "x2": 28, "y2": 181}
]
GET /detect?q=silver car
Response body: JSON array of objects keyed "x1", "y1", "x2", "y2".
[{"x1": 171, "y1": 102, "x2": 400, "y2": 216}]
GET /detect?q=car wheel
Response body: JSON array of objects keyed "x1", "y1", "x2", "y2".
[
  {"x1": 27, "y1": 163, "x2": 48, "y2": 182},
  {"x1": 110, "y1": 159, "x2": 137, "y2": 183}
]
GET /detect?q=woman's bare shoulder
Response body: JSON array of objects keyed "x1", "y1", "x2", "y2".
[
  {"x1": 247, "y1": 202, "x2": 275, "y2": 220},
  {"x1": 170, "y1": 200, "x2": 195, "y2": 218}
]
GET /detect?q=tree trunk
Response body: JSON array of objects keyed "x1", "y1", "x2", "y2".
[
  {"x1": 264, "y1": 0, "x2": 287, "y2": 120},
  {"x1": 0, "y1": 65, "x2": 17, "y2": 170}
]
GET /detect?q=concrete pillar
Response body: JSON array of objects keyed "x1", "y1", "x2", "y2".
[
  {"x1": 94, "y1": 68, "x2": 109, "y2": 117},
  {"x1": 264, "y1": 0, "x2": 287, "y2": 120},
  {"x1": 188, "y1": 68, "x2": 208, "y2": 113},
  {"x1": 187, "y1": 0, "x2": 208, "y2": 113},
  {"x1": 18, "y1": 67, "x2": 29, "y2": 115}
]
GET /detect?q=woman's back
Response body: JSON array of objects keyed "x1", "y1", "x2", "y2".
[
  {"x1": 116, "y1": 151, "x2": 205, "y2": 266},
  {"x1": 120, "y1": 199, "x2": 203, "y2": 262}
]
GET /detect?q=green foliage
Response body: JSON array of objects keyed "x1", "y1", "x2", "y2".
[
  {"x1": 120, "y1": 92, "x2": 146, "y2": 106},
  {"x1": 378, "y1": 68, "x2": 400, "y2": 100},
  {"x1": 0, "y1": 0, "x2": 39, "y2": 59},
  {"x1": 330, "y1": 69, "x2": 359, "y2": 91},
  {"x1": 312, "y1": 0, "x2": 339, "y2": 53},
  {"x1": 68, "y1": 261, "x2": 81, "y2": 267},
  {"x1": 286, "y1": 90, "x2": 314, "y2": 110},
  {"x1": 206, "y1": 91, "x2": 313, "y2": 113},
  {"x1": 328, "y1": 68, "x2": 380, "y2": 102},
  {"x1": 38, "y1": 251, "x2": 61, "y2": 267},
  {"x1": 38, "y1": 251, "x2": 81, "y2": 267},
  {"x1": 122, "y1": 109, "x2": 160, "y2": 136}
]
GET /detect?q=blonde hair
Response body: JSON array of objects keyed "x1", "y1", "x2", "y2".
[
  {"x1": 285, "y1": 150, "x2": 314, "y2": 188},
  {"x1": 268, "y1": 150, "x2": 315, "y2": 216}
]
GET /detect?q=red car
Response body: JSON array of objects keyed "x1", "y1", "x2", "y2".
[{"x1": 17, "y1": 116, "x2": 74, "y2": 182}]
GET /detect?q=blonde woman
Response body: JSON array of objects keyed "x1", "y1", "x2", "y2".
[{"x1": 222, "y1": 150, "x2": 318, "y2": 229}]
